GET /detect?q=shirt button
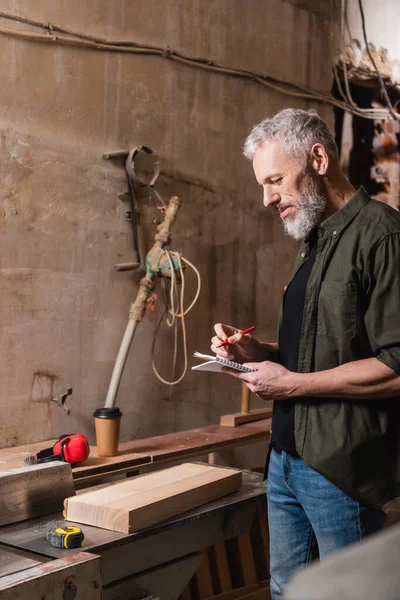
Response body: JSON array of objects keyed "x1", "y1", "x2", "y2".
[
  {"x1": 332, "y1": 230, "x2": 337, "y2": 236},
  {"x1": 301, "y1": 252, "x2": 306, "y2": 258}
]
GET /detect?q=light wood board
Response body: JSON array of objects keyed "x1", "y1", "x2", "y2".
[
  {"x1": 220, "y1": 408, "x2": 273, "y2": 427},
  {"x1": 64, "y1": 462, "x2": 242, "y2": 534},
  {"x1": 0, "y1": 461, "x2": 75, "y2": 526}
]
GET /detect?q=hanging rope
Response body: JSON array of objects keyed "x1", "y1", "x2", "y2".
[{"x1": 151, "y1": 251, "x2": 201, "y2": 386}]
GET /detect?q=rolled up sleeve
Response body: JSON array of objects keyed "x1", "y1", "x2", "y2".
[{"x1": 364, "y1": 233, "x2": 400, "y2": 375}]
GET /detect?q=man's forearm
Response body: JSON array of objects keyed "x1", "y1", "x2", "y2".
[{"x1": 293, "y1": 357, "x2": 400, "y2": 400}]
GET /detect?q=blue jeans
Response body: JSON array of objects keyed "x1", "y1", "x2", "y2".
[{"x1": 267, "y1": 449, "x2": 386, "y2": 600}]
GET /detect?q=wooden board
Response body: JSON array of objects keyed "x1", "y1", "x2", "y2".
[
  {"x1": 0, "y1": 440, "x2": 58, "y2": 470},
  {"x1": 0, "y1": 461, "x2": 75, "y2": 526},
  {"x1": 118, "y1": 420, "x2": 271, "y2": 464},
  {"x1": 72, "y1": 447, "x2": 151, "y2": 480},
  {"x1": 191, "y1": 581, "x2": 270, "y2": 600},
  {"x1": 220, "y1": 409, "x2": 273, "y2": 427},
  {"x1": 196, "y1": 549, "x2": 214, "y2": 598},
  {"x1": 64, "y1": 463, "x2": 242, "y2": 534},
  {"x1": 214, "y1": 541, "x2": 233, "y2": 592}
]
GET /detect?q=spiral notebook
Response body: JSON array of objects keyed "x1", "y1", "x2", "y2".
[{"x1": 192, "y1": 352, "x2": 256, "y2": 373}]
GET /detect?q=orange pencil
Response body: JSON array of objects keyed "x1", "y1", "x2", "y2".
[{"x1": 219, "y1": 325, "x2": 256, "y2": 347}]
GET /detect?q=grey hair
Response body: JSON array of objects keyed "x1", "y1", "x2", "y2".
[{"x1": 243, "y1": 108, "x2": 339, "y2": 166}]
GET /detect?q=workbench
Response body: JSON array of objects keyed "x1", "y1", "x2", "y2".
[
  {"x1": 0, "y1": 420, "x2": 272, "y2": 598},
  {"x1": 0, "y1": 471, "x2": 266, "y2": 600}
]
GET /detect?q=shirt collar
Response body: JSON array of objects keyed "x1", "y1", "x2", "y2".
[{"x1": 319, "y1": 186, "x2": 370, "y2": 237}]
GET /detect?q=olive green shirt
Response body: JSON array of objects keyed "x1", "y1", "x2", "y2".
[{"x1": 281, "y1": 186, "x2": 400, "y2": 508}]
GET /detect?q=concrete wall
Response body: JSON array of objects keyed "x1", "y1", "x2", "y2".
[
  {"x1": 0, "y1": 0, "x2": 335, "y2": 452},
  {"x1": 347, "y1": 0, "x2": 400, "y2": 63}
]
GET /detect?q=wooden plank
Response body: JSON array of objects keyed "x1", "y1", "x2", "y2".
[
  {"x1": 237, "y1": 533, "x2": 257, "y2": 585},
  {"x1": 256, "y1": 505, "x2": 270, "y2": 574},
  {"x1": 249, "y1": 505, "x2": 269, "y2": 581},
  {"x1": 202, "y1": 581, "x2": 270, "y2": 600},
  {"x1": 180, "y1": 585, "x2": 193, "y2": 600},
  {"x1": 241, "y1": 383, "x2": 250, "y2": 414},
  {"x1": 72, "y1": 447, "x2": 151, "y2": 480},
  {"x1": 64, "y1": 463, "x2": 242, "y2": 534},
  {"x1": 0, "y1": 440, "x2": 57, "y2": 468},
  {"x1": 196, "y1": 549, "x2": 214, "y2": 598},
  {"x1": 118, "y1": 420, "x2": 271, "y2": 464},
  {"x1": 241, "y1": 585, "x2": 271, "y2": 600},
  {"x1": 0, "y1": 461, "x2": 75, "y2": 526},
  {"x1": 214, "y1": 542, "x2": 232, "y2": 592},
  {"x1": 225, "y1": 537, "x2": 244, "y2": 588},
  {"x1": 220, "y1": 409, "x2": 273, "y2": 427}
]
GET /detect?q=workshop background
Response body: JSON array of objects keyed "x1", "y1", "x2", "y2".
[{"x1": 0, "y1": 0, "x2": 398, "y2": 456}]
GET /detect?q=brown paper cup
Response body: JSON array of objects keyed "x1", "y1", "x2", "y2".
[{"x1": 93, "y1": 407, "x2": 122, "y2": 457}]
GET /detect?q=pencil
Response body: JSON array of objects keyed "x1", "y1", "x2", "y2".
[{"x1": 219, "y1": 325, "x2": 256, "y2": 347}]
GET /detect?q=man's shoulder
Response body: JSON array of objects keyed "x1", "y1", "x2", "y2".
[{"x1": 358, "y1": 197, "x2": 400, "y2": 239}]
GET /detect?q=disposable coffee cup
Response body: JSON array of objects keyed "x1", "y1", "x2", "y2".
[{"x1": 93, "y1": 407, "x2": 123, "y2": 457}]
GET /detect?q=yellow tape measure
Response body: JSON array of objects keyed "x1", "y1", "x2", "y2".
[{"x1": 47, "y1": 526, "x2": 84, "y2": 549}]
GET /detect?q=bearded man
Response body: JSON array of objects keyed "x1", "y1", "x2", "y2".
[{"x1": 211, "y1": 109, "x2": 400, "y2": 600}]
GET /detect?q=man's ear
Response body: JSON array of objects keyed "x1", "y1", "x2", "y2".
[{"x1": 310, "y1": 143, "x2": 329, "y2": 175}]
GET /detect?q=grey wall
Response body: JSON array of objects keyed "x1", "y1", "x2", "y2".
[{"x1": 0, "y1": 1, "x2": 335, "y2": 450}]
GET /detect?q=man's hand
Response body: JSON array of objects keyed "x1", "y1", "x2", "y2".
[
  {"x1": 223, "y1": 356, "x2": 400, "y2": 403},
  {"x1": 211, "y1": 323, "x2": 277, "y2": 363},
  {"x1": 224, "y1": 360, "x2": 298, "y2": 401}
]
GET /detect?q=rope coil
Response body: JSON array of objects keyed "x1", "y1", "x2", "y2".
[{"x1": 151, "y1": 251, "x2": 201, "y2": 386}]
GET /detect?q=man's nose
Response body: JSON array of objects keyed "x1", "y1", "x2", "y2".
[{"x1": 263, "y1": 187, "x2": 280, "y2": 208}]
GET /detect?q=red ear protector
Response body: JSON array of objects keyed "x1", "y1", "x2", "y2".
[{"x1": 36, "y1": 434, "x2": 90, "y2": 466}]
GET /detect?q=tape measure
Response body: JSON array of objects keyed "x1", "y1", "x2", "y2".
[{"x1": 47, "y1": 526, "x2": 84, "y2": 549}]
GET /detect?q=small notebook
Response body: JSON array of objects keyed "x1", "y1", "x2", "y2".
[{"x1": 192, "y1": 352, "x2": 256, "y2": 373}]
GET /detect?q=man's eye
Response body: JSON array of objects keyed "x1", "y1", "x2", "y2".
[{"x1": 272, "y1": 178, "x2": 283, "y2": 185}]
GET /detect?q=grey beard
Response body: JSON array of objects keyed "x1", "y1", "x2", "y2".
[{"x1": 281, "y1": 177, "x2": 326, "y2": 240}]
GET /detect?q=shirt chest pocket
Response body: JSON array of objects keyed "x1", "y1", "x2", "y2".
[{"x1": 316, "y1": 281, "x2": 357, "y2": 339}]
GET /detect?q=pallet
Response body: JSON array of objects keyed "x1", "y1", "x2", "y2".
[{"x1": 179, "y1": 503, "x2": 270, "y2": 600}]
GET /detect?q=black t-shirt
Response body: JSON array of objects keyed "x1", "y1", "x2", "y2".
[{"x1": 271, "y1": 230, "x2": 318, "y2": 454}]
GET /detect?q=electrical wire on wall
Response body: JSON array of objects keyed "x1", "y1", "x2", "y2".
[
  {"x1": 0, "y1": 8, "x2": 397, "y2": 122},
  {"x1": 151, "y1": 251, "x2": 201, "y2": 386},
  {"x1": 357, "y1": 0, "x2": 399, "y2": 121},
  {"x1": 333, "y1": 0, "x2": 399, "y2": 122},
  {"x1": 333, "y1": 62, "x2": 392, "y2": 120}
]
